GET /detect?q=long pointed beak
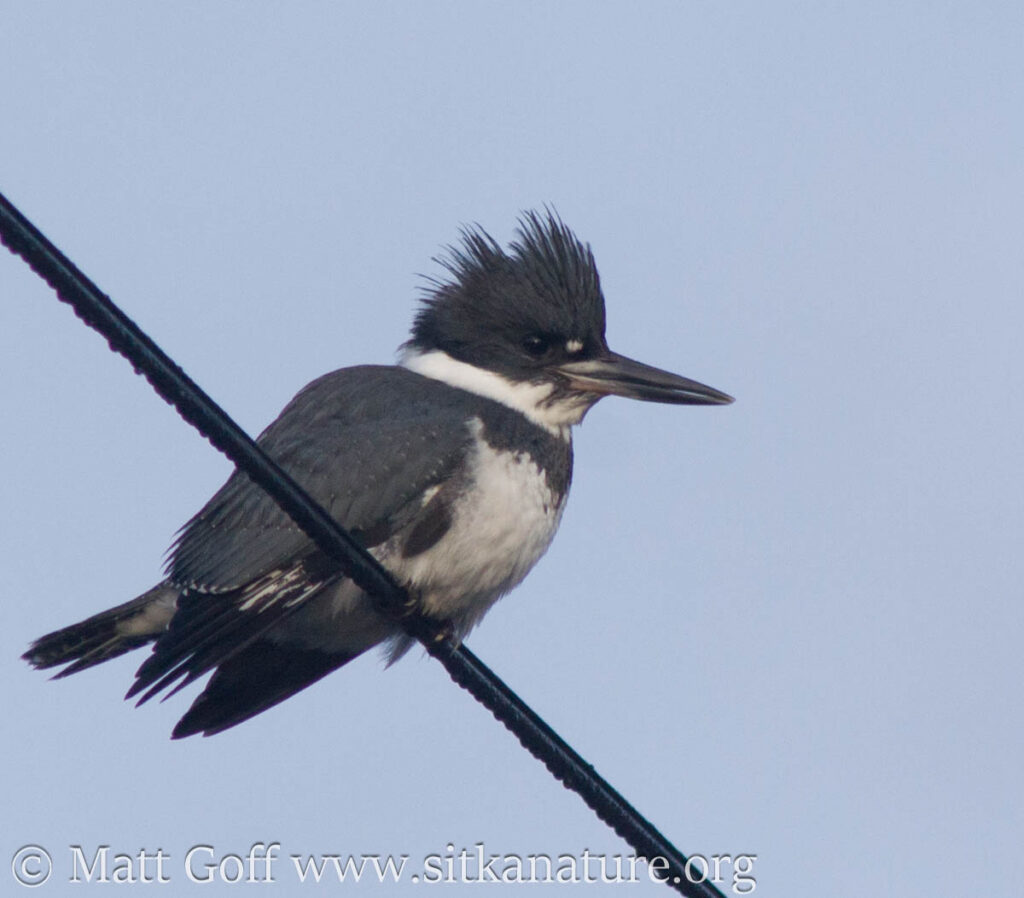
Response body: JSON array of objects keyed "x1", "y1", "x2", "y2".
[{"x1": 556, "y1": 351, "x2": 733, "y2": 405}]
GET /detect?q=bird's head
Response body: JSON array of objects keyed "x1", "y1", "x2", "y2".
[{"x1": 401, "y1": 210, "x2": 732, "y2": 434}]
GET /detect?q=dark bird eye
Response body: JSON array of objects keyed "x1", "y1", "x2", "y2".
[{"x1": 522, "y1": 335, "x2": 552, "y2": 358}]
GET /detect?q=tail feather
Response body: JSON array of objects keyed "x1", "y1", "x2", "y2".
[
  {"x1": 26, "y1": 582, "x2": 362, "y2": 737},
  {"x1": 24, "y1": 584, "x2": 177, "y2": 676},
  {"x1": 171, "y1": 639, "x2": 355, "y2": 738}
]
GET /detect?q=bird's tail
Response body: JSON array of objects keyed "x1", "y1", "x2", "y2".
[{"x1": 23, "y1": 583, "x2": 178, "y2": 678}]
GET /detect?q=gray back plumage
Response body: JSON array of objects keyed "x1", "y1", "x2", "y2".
[{"x1": 169, "y1": 365, "x2": 572, "y2": 591}]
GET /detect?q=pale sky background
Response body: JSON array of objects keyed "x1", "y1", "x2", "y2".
[{"x1": 2, "y1": 4, "x2": 1022, "y2": 896}]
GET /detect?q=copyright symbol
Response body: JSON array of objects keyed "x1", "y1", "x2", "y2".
[{"x1": 12, "y1": 845, "x2": 51, "y2": 887}]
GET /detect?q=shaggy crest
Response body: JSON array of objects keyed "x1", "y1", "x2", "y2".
[{"x1": 407, "y1": 210, "x2": 607, "y2": 364}]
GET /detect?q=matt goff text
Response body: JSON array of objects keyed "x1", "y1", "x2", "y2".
[{"x1": 12, "y1": 842, "x2": 757, "y2": 891}]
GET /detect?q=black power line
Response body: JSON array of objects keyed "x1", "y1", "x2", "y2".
[{"x1": 0, "y1": 190, "x2": 726, "y2": 898}]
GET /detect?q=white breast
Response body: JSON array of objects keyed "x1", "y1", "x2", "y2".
[{"x1": 388, "y1": 420, "x2": 566, "y2": 631}]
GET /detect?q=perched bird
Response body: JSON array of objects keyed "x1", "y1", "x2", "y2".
[{"x1": 24, "y1": 211, "x2": 732, "y2": 738}]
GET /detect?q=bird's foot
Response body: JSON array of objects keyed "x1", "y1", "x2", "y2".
[{"x1": 430, "y1": 618, "x2": 456, "y2": 643}]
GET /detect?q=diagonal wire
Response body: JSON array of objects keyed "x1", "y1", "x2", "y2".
[{"x1": 0, "y1": 190, "x2": 726, "y2": 898}]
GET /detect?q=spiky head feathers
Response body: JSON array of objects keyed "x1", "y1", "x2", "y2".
[{"x1": 406, "y1": 211, "x2": 608, "y2": 376}]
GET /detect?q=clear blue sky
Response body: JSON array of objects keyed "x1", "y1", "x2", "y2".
[{"x1": 2, "y1": 4, "x2": 1022, "y2": 895}]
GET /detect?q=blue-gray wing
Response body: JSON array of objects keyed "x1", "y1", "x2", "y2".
[{"x1": 168, "y1": 365, "x2": 475, "y2": 591}]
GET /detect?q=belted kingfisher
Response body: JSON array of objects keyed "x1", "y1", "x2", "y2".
[{"x1": 24, "y1": 211, "x2": 732, "y2": 738}]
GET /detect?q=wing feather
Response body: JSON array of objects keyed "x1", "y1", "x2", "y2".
[
  {"x1": 131, "y1": 366, "x2": 477, "y2": 709},
  {"x1": 169, "y1": 366, "x2": 474, "y2": 590}
]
